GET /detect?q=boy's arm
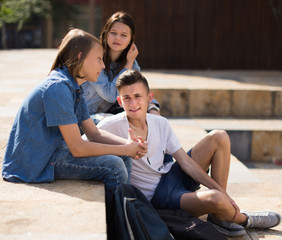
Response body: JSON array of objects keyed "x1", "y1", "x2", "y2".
[{"x1": 172, "y1": 148, "x2": 226, "y2": 193}]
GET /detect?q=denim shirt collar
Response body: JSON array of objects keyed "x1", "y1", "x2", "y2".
[{"x1": 59, "y1": 65, "x2": 81, "y2": 92}]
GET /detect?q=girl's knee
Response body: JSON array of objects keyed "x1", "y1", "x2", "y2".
[
  {"x1": 111, "y1": 156, "x2": 128, "y2": 176},
  {"x1": 107, "y1": 156, "x2": 129, "y2": 186}
]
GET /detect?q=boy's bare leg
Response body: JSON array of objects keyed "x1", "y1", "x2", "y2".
[
  {"x1": 183, "y1": 129, "x2": 248, "y2": 224},
  {"x1": 190, "y1": 130, "x2": 231, "y2": 191},
  {"x1": 180, "y1": 190, "x2": 247, "y2": 224}
]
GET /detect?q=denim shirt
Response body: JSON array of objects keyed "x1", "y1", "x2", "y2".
[
  {"x1": 2, "y1": 66, "x2": 90, "y2": 183},
  {"x1": 82, "y1": 61, "x2": 142, "y2": 114}
]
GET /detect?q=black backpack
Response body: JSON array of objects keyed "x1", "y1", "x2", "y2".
[{"x1": 106, "y1": 184, "x2": 174, "y2": 240}]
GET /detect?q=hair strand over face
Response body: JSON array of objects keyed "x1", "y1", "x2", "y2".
[{"x1": 50, "y1": 28, "x2": 101, "y2": 81}]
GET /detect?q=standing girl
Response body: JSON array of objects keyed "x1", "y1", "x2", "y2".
[
  {"x1": 82, "y1": 11, "x2": 160, "y2": 124},
  {"x1": 2, "y1": 28, "x2": 147, "y2": 192}
]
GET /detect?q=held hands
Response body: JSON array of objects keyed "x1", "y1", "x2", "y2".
[
  {"x1": 126, "y1": 128, "x2": 147, "y2": 159},
  {"x1": 125, "y1": 43, "x2": 139, "y2": 69}
]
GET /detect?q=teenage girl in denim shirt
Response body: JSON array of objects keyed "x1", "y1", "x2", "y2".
[
  {"x1": 2, "y1": 29, "x2": 147, "y2": 192},
  {"x1": 82, "y1": 12, "x2": 160, "y2": 124}
]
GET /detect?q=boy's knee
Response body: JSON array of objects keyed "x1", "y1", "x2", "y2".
[
  {"x1": 209, "y1": 130, "x2": 230, "y2": 148},
  {"x1": 207, "y1": 189, "x2": 229, "y2": 210}
]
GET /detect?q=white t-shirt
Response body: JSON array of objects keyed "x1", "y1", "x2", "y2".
[{"x1": 97, "y1": 112, "x2": 181, "y2": 200}]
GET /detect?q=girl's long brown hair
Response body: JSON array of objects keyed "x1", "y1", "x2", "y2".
[
  {"x1": 51, "y1": 28, "x2": 101, "y2": 80},
  {"x1": 100, "y1": 11, "x2": 136, "y2": 73}
]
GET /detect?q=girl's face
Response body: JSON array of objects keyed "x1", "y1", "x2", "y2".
[
  {"x1": 107, "y1": 22, "x2": 132, "y2": 54},
  {"x1": 77, "y1": 44, "x2": 105, "y2": 85}
]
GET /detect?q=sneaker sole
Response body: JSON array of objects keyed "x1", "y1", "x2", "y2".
[
  {"x1": 209, "y1": 222, "x2": 246, "y2": 237},
  {"x1": 274, "y1": 214, "x2": 281, "y2": 228}
]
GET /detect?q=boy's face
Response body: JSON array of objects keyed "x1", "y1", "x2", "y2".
[{"x1": 117, "y1": 82, "x2": 153, "y2": 120}]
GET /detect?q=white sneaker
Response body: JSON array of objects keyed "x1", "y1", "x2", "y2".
[{"x1": 242, "y1": 211, "x2": 281, "y2": 229}]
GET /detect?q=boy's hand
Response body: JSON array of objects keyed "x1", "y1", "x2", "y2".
[
  {"x1": 230, "y1": 198, "x2": 240, "y2": 220},
  {"x1": 127, "y1": 129, "x2": 147, "y2": 159},
  {"x1": 136, "y1": 136, "x2": 148, "y2": 158},
  {"x1": 128, "y1": 128, "x2": 137, "y2": 142}
]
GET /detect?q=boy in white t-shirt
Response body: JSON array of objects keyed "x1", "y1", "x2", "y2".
[{"x1": 97, "y1": 70, "x2": 281, "y2": 237}]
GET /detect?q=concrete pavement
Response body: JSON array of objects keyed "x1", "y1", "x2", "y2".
[{"x1": 0, "y1": 49, "x2": 281, "y2": 239}]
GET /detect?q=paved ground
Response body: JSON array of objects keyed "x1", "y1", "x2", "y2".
[{"x1": 0, "y1": 49, "x2": 282, "y2": 239}]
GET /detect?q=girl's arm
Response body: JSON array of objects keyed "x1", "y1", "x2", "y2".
[
  {"x1": 87, "y1": 58, "x2": 141, "y2": 103},
  {"x1": 82, "y1": 117, "x2": 128, "y2": 145},
  {"x1": 124, "y1": 43, "x2": 139, "y2": 69},
  {"x1": 87, "y1": 44, "x2": 139, "y2": 103},
  {"x1": 90, "y1": 69, "x2": 126, "y2": 103},
  {"x1": 59, "y1": 118, "x2": 147, "y2": 158}
]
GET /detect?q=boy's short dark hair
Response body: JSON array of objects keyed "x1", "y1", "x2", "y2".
[{"x1": 116, "y1": 70, "x2": 150, "y2": 93}]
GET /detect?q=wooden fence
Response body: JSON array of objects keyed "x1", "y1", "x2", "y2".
[{"x1": 101, "y1": 0, "x2": 282, "y2": 69}]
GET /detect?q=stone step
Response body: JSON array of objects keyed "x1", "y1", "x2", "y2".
[
  {"x1": 168, "y1": 122, "x2": 260, "y2": 184},
  {"x1": 144, "y1": 70, "x2": 282, "y2": 118},
  {"x1": 168, "y1": 118, "x2": 282, "y2": 163},
  {"x1": 0, "y1": 160, "x2": 107, "y2": 240}
]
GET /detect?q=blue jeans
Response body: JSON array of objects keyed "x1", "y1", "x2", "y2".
[{"x1": 52, "y1": 140, "x2": 132, "y2": 191}]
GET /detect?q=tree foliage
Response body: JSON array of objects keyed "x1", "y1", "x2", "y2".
[
  {"x1": 0, "y1": 0, "x2": 79, "y2": 49},
  {"x1": 0, "y1": 0, "x2": 51, "y2": 30}
]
